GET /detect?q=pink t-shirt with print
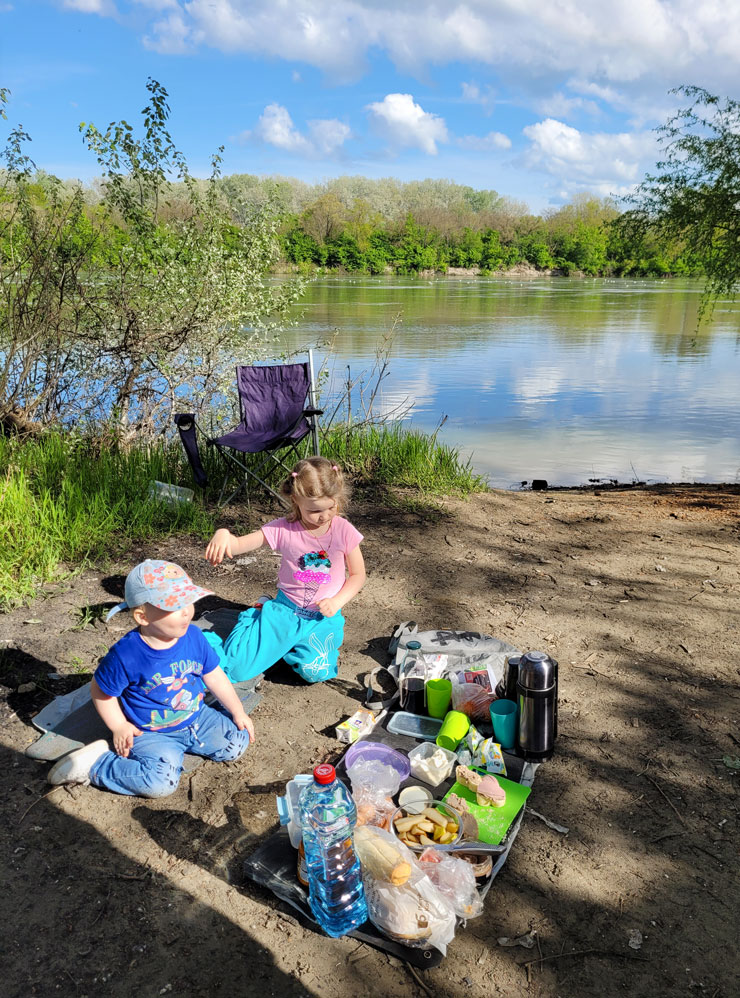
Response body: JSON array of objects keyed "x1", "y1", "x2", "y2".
[{"x1": 260, "y1": 516, "x2": 363, "y2": 610}]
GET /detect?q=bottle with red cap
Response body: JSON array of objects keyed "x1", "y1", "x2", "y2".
[{"x1": 298, "y1": 763, "x2": 368, "y2": 937}]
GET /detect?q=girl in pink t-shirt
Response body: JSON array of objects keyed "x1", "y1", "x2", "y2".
[{"x1": 204, "y1": 457, "x2": 365, "y2": 683}]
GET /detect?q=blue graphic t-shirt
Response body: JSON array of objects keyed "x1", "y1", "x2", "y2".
[{"x1": 94, "y1": 625, "x2": 219, "y2": 731}]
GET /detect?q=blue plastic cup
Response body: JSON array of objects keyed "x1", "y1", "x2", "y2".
[{"x1": 490, "y1": 699, "x2": 518, "y2": 750}]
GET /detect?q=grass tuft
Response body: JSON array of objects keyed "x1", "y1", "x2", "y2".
[
  {"x1": 322, "y1": 423, "x2": 487, "y2": 496},
  {"x1": 0, "y1": 433, "x2": 213, "y2": 610}
]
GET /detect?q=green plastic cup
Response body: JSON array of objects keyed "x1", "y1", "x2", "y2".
[
  {"x1": 436, "y1": 710, "x2": 470, "y2": 751},
  {"x1": 426, "y1": 678, "x2": 452, "y2": 718}
]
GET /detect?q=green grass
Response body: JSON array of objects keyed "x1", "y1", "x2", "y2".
[
  {"x1": 0, "y1": 433, "x2": 214, "y2": 609},
  {"x1": 321, "y1": 423, "x2": 488, "y2": 496},
  {"x1": 0, "y1": 421, "x2": 485, "y2": 609}
]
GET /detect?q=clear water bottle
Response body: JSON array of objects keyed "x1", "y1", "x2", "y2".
[{"x1": 298, "y1": 763, "x2": 368, "y2": 937}]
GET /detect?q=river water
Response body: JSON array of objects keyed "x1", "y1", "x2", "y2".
[{"x1": 278, "y1": 276, "x2": 740, "y2": 488}]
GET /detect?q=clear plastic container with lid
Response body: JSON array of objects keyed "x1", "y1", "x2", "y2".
[{"x1": 298, "y1": 764, "x2": 368, "y2": 937}]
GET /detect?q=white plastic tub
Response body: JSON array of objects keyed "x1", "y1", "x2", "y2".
[
  {"x1": 276, "y1": 774, "x2": 312, "y2": 848},
  {"x1": 407, "y1": 742, "x2": 457, "y2": 787}
]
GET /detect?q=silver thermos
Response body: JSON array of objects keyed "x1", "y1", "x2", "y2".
[{"x1": 516, "y1": 651, "x2": 558, "y2": 761}]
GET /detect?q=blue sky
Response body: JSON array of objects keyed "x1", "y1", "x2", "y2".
[{"x1": 2, "y1": 0, "x2": 738, "y2": 211}]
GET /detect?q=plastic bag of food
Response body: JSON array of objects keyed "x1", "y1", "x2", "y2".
[
  {"x1": 451, "y1": 681, "x2": 494, "y2": 723},
  {"x1": 418, "y1": 848, "x2": 484, "y2": 919},
  {"x1": 461, "y1": 724, "x2": 506, "y2": 775},
  {"x1": 348, "y1": 758, "x2": 402, "y2": 829},
  {"x1": 357, "y1": 828, "x2": 457, "y2": 955}
]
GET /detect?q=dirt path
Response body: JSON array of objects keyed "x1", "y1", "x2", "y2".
[{"x1": 1, "y1": 485, "x2": 739, "y2": 998}]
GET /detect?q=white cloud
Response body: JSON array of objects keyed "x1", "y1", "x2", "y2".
[
  {"x1": 121, "y1": 2, "x2": 740, "y2": 103},
  {"x1": 366, "y1": 94, "x2": 448, "y2": 155},
  {"x1": 523, "y1": 117, "x2": 657, "y2": 196},
  {"x1": 536, "y1": 92, "x2": 601, "y2": 119},
  {"x1": 457, "y1": 131, "x2": 511, "y2": 151},
  {"x1": 143, "y1": 11, "x2": 190, "y2": 53},
  {"x1": 134, "y1": 0, "x2": 179, "y2": 9},
  {"x1": 63, "y1": 0, "x2": 116, "y2": 12},
  {"x1": 308, "y1": 117, "x2": 352, "y2": 156},
  {"x1": 461, "y1": 81, "x2": 495, "y2": 110},
  {"x1": 244, "y1": 103, "x2": 350, "y2": 158}
]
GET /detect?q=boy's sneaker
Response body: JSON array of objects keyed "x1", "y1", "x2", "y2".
[{"x1": 47, "y1": 739, "x2": 109, "y2": 786}]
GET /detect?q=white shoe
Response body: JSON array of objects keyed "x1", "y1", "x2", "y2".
[{"x1": 47, "y1": 739, "x2": 109, "y2": 786}]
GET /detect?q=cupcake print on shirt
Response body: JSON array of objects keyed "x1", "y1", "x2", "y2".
[{"x1": 293, "y1": 551, "x2": 332, "y2": 609}]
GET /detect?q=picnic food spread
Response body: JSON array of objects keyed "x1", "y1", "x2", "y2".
[{"x1": 273, "y1": 643, "x2": 558, "y2": 957}]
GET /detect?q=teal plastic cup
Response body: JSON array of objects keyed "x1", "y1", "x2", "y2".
[
  {"x1": 490, "y1": 699, "x2": 518, "y2": 750},
  {"x1": 426, "y1": 678, "x2": 452, "y2": 718},
  {"x1": 436, "y1": 710, "x2": 470, "y2": 751}
]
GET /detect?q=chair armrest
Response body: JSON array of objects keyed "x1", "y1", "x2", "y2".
[{"x1": 303, "y1": 407, "x2": 324, "y2": 417}]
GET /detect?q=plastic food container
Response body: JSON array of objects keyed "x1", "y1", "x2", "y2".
[
  {"x1": 407, "y1": 742, "x2": 457, "y2": 787},
  {"x1": 276, "y1": 774, "x2": 312, "y2": 848},
  {"x1": 344, "y1": 740, "x2": 411, "y2": 781},
  {"x1": 390, "y1": 798, "x2": 464, "y2": 852},
  {"x1": 386, "y1": 711, "x2": 443, "y2": 741}
]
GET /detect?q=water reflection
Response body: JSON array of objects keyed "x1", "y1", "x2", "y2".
[{"x1": 279, "y1": 276, "x2": 740, "y2": 487}]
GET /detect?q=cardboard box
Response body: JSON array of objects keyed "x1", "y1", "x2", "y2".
[{"x1": 335, "y1": 707, "x2": 379, "y2": 744}]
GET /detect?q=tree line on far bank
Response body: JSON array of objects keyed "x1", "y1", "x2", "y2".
[{"x1": 274, "y1": 188, "x2": 699, "y2": 277}]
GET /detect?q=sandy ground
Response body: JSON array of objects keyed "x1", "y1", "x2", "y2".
[{"x1": 1, "y1": 484, "x2": 739, "y2": 998}]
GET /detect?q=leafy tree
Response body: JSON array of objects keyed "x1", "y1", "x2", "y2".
[
  {"x1": 618, "y1": 86, "x2": 740, "y2": 318},
  {"x1": 0, "y1": 80, "x2": 303, "y2": 439},
  {"x1": 0, "y1": 95, "x2": 103, "y2": 434},
  {"x1": 77, "y1": 79, "x2": 303, "y2": 439},
  {"x1": 300, "y1": 193, "x2": 347, "y2": 244}
]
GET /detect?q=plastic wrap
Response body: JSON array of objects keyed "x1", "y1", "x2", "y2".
[
  {"x1": 358, "y1": 827, "x2": 457, "y2": 955},
  {"x1": 418, "y1": 848, "x2": 484, "y2": 919},
  {"x1": 348, "y1": 758, "x2": 403, "y2": 830},
  {"x1": 461, "y1": 724, "x2": 507, "y2": 775},
  {"x1": 451, "y1": 681, "x2": 495, "y2": 723}
]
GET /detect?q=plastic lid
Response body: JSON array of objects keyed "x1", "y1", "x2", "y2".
[{"x1": 313, "y1": 764, "x2": 335, "y2": 785}]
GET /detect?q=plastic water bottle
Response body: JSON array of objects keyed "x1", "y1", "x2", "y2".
[{"x1": 298, "y1": 763, "x2": 368, "y2": 937}]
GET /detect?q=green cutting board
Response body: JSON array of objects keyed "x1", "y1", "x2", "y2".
[{"x1": 443, "y1": 777, "x2": 531, "y2": 845}]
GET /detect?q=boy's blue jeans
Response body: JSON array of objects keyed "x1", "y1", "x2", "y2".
[{"x1": 89, "y1": 703, "x2": 250, "y2": 798}]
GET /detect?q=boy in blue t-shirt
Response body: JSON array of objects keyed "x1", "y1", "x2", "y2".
[{"x1": 48, "y1": 559, "x2": 255, "y2": 797}]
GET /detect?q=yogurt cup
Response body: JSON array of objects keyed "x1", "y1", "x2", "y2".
[{"x1": 398, "y1": 785, "x2": 433, "y2": 814}]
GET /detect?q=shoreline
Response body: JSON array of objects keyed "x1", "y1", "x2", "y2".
[
  {"x1": 273, "y1": 262, "x2": 686, "y2": 280},
  {"x1": 503, "y1": 479, "x2": 740, "y2": 494}
]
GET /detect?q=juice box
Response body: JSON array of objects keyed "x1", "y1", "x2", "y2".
[{"x1": 335, "y1": 707, "x2": 379, "y2": 744}]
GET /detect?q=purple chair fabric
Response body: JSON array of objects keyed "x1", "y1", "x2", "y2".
[
  {"x1": 215, "y1": 363, "x2": 312, "y2": 453},
  {"x1": 174, "y1": 413, "x2": 208, "y2": 487}
]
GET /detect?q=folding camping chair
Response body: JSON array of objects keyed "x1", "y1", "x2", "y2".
[{"x1": 175, "y1": 352, "x2": 323, "y2": 507}]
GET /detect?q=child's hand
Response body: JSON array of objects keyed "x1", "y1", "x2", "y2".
[
  {"x1": 113, "y1": 722, "x2": 142, "y2": 757},
  {"x1": 232, "y1": 710, "x2": 256, "y2": 743},
  {"x1": 317, "y1": 596, "x2": 341, "y2": 618},
  {"x1": 205, "y1": 528, "x2": 234, "y2": 565}
]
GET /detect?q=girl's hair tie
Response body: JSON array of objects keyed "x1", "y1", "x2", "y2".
[
  {"x1": 332, "y1": 465, "x2": 339, "y2": 471},
  {"x1": 291, "y1": 471, "x2": 298, "y2": 478}
]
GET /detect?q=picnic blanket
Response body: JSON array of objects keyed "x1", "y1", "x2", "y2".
[
  {"x1": 245, "y1": 622, "x2": 537, "y2": 966},
  {"x1": 244, "y1": 717, "x2": 537, "y2": 967}
]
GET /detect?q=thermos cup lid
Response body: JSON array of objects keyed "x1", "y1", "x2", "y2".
[{"x1": 517, "y1": 650, "x2": 557, "y2": 691}]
